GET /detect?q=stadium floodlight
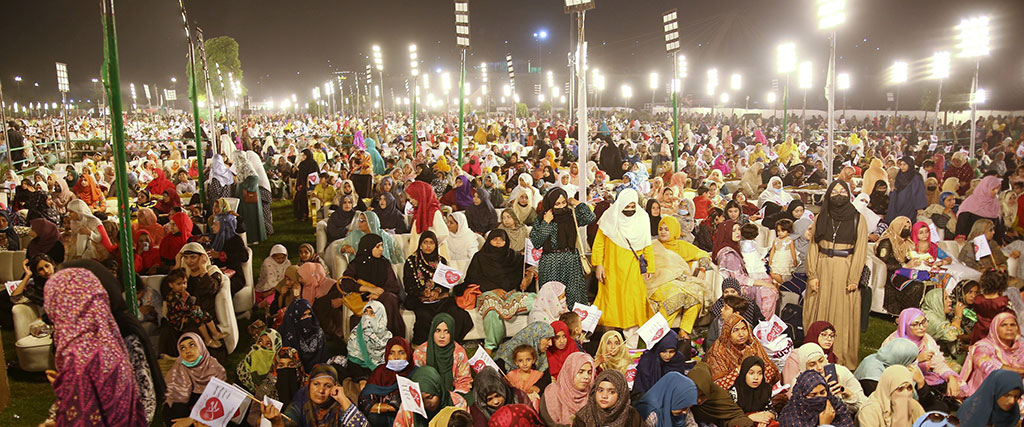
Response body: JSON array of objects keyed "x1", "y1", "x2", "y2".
[
  {"x1": 706, "y1": 68, "x2": 718, "y2": 96},
  {"x1": 956, "y1": 16, "x2": 990, "y2": 58},
  {"x1": 677, "y1": 55, "x2": 688, "y2": 79},
  {"x1": 409, "y1": 45, "x2": 419, "y2": 77},
  {"x1": 442, "y1": 72, "x2": 451, "y2": 95},
  {"x1": 777, "y1": 43, "x2": 796, "y2": 74},
  {"x1": 930, "y1": 51, "x2": 950, "y2": 80},
  {"x1": 767, "y1": 91, "x2": 777, "y2": 105},
  {"x1": 621, "y1": 84, "x2": 632, "y2": 107},
  {"x1": 890, "y1": 61, "x2": 908, "y2": 84},
  {"x1": 372, "y1": 45, "x2": 383, "y2": 71},
  {"x1": 455, "y1": 0, "x2": 470, "y2": 49},
  {"x1": 663, "y1": 9, "x2": 680, "y2": 53},
  {"x1": 564, "y1": 0, "x2": 595, "y2": 14},
  {"x1": 798, "y1": 61, "x2": 813, "y2": 89},
  {"x1": 730, "y1": 73, "x2": 742, "y2": 91},
  {"x1": 972, "y1": 88, "x2": 986, "y2": 104},
  {"x1": 817, "y1": 0, "x2": 846, "y2": 30},
  {"x1": 837, "y1": 72, "x2": 850, "y2": 90},
  {"x1": 55, "y1": 62, "x2": 70, "y2": 93},
  {"x1": 930, "y1": 51, "x2": 950, "y2": 136},
  {"x1": 503, "y1": 85, "x2": 511, "y2": 97},
  {"x1": 720, "y1": 93, "x2": 729, "y2": 104}
]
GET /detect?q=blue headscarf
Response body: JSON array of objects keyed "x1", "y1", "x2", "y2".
[
  {"x1": 636, "y1": 372, "x2": 698, "y2": 427},
  {"x1": 210, "y1": 213, "x2": 238, "y2": 252},
  {"x1": 365, "y1": 137, "x2": 386, "y2": 175},
  {"x1": 779, "y1": 370, "x2": 854, "y2": 427},
  {"x1": 634, "y1": 329, "x2": 690, "y2": 394},
  {"x1": 957, "y1": 369, "x2": 1023, "y2": 427},
  {"x1": 0, "y1": 210, "x2": 21, "y2": 250}
]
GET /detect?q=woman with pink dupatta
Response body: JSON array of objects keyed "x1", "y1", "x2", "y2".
[
  {"x1": 880, "y1": 308, "x2": 962, "y2": 396},
  {"x1": 958, "y1": 312, "x2": 1024, "y2": 397},
  {"x1": 45, "y1": 268, "x2": 147, "y2": 426}
]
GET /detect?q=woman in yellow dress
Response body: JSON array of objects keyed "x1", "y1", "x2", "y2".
[
  {"x1": 592, "y1": 188, "x2": 655, "y2": 331},
  {"x1": 645, "y1": 216, "x2": 709, "y2": 338}
]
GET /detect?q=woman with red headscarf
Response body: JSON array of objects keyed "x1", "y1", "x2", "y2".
[
  {"x1": 406, "y1": 181, "x2": 449, "y2": 259},
  {"x1": 160, "y1": 212, "x2": 194, "y2": 268},
  {"x1": 72, "y1": 170, "x2": 105, "y2": 208}
]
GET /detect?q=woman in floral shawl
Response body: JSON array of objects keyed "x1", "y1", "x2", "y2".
[
  {"x1": 339, "y1": 211, "x2": 404, "y2": 265},
  {"x1": 163, "y1": 333, "x2": 228, "y2": 422},
  {"x1": 278, "y1": 299, "x2": 329, "y2": 371},
  {"x1": 705, "y1": 315, "x2": 780, "y2": 389},
  {"x1": 45, "y1": 268, "x2": 148, "y2": 426},
  {"x1": 958, "y1": 312, "x2": 1024, "y2": 397},
  {"x1": 403, "y1": 231, "x2": 472, "y2": 345},
  {"x1": 778, "y1": 370, "x2": 855, "y2": 427},
  {"x1": 347, "y1": 300, "x2": 394, "y2": 370}
]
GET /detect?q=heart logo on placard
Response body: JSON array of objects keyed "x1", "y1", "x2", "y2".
[
  {"x1": 574, "y1": 308, "x2": 588, "y2": 320},
  {"x1": 199, "y1": 397, "x2": 225, "y2": 421},
  {"x1": 472, "y1": 360, "x2": 486, "y2": 371},
  {"x1": 410, "y1": 387, "x2": 422, "y2": 407},
  {"x1": 232, "y1": 405, "x2": 244, "y2": 419},
  {"x1": 626, "y1": 368, "x2": 636, "y2": 382},
  {"x1": 974, "y1": 244, "x2": 979, "y2": 252},
  {"x1": 445, "y1": 271, "x2": 460, "y2": 284},
  {"x1": 652, "y1": 328, "x2": 665, "y2": 342},
  {"x1": 531, "y1": 248, "x2": 543, "y2": 260}
]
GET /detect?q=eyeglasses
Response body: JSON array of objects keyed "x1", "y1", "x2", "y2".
[
  {"x1": 924, "y1": 413, "x2": 960, "y2": 426},
  {"x1": 819, "y1": 331, "x2": 837, "y2": 339},
  {"x1": 910, "y1": 319, "x2": 928, "y2": 328}
]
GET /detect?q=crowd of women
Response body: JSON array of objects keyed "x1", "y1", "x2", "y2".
[{"x1": 7, "y1": 110, "x2": 1024, "y2": 427}]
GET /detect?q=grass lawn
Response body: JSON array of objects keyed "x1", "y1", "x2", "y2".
[{"x1": 0, "y1": 200, "x2": 899, "y2": 425}]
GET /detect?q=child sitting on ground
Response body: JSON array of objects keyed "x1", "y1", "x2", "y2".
[
  {"x1": 255, "y1": 244, "x2": 291, "y2": 310},
  {"x1": 692, "y1": 185, "x2": 712, "y2": 220},
  {"x1": 162, "y1": 269, "x2": 227, "y2": 348},
  {"x1": 739, "y1": 223, "x2": 778, "y2": 319},
  {"x1": 769, "y1": 218, "x2": 798, "y2": 285},
  {"x1": 505, "y1": 344, "x2": 543, "y2": 410}
]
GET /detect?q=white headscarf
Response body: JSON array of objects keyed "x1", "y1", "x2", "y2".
[
  {"x1": 256, "y1": 244, "x2": 291, "y2": 292},
  {"x1": 557, "y1": 170, "x2": 578, "y2": 198},
  {"x1": 758, "y1": 176, "x2": 794, "y2": 207},
  {"x1": 245, "y1": 151, "x2": 271, "y2": 191},
  {"x1": 207, "y1": 154, "x2": 235, "y2": 186},
  {"x1": 598, "y1": 188, "x2": 652, "y2": 250},
  {"x1": 447, "y1": 211, "x2": 479, "y2": 262},
  {"x1": 346, "y1": 300, "x2": 392, "y2": 367}
]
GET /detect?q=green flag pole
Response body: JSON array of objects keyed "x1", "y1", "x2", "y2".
[
  {"x1": 179, "y1": 0, "x2": 205, "y2": 205},
  {"x1": 672, "y1": 53, "x2": 679, "y2": 173},
  {"x1": 100, "y1": 0, "x2": 137, "y2": 314}
]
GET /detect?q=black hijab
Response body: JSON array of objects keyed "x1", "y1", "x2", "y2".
[
  {"x1": 464, "y1": 229, "x2": 525, "y2": 293},
  {"x1": 893, "y1": 156, "x2": 917, "y2": 192},
  {"x1": 813, "y1": 180, "x2": 859, "y2": 245},
  {"x1": 599, "y1": 143, "x2": 624, "y2": 180},
  {"x1": 539, "y1": 188, "x2": 577, "y2": 251},
  {"x1": 733, "y1": 356, "x2": 772, "y2": 413},
  {"x1": 541, "y1": 166, "x2": 557, "y2": 184},
  {"x1": 295, "y1": 149, "x2": 319, "y2": 188},
  {"x1": 868, "y1": 181, "x2": 889, "y2": 215},
  {"x1": 646, "y1": 198, "x2": 661, "y2": 236},
  {"x1": 415, "y1": 164, "x2": 437, "y2": 183},
  {"x1": 325, "y1": 194, "x2": 356, "y2": 242},
  {"x1": 763, "y1": 200, "x2": 803, "y2": 229},
  {"x1": 351, "y1": 233, "x2": 391, "y2": 286},
  {"x1": 61, "y1": 259, "x2": 166, "y2": 403},
  {"x1": 466, "y1": 188, "x2": 498, "y2": 234},
  {"x1": 374, "y1": 192, "x2": 408, "y2": 233}
]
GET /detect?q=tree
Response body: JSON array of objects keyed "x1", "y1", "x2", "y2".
[{"x1": 189, "y1": 36, "x2": 246, "y2": 103}]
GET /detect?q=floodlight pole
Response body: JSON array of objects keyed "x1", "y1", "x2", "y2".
[
  {"x1": 60, "y1": 92, "x2": 71, "y2": 163},
  {"x1": 672, "y1": 53, "x2": 679, "y2": 173},
  {"x1": 412, "y1": 77, "x2": 418, "y2": 153},
  {"x1": 196, "y1": 28, "x2": 218, "y2": 154},
  {"x1": 969, "y1": 60, "x2": 979, "y2": 155},
  {"x1": 100, "y1": 0, "x2": 138, "y2": 314},
  {"x1": 571, "y1": 6, "x2": 591, "y2": 202},
  {"x1": 0, "y1": 81, "x2": 10, "y2": 173},
  {"x1": 933, "y1": 78, "x2": 943, "y2": 138},
  {"x1": 782, "y1": 75, "x2": 789, "y2": 142},
  {"x1": 458, "y1": 50, "x2": 466, "y2": 166},
  {"x1": 826, "y1": 31, "x2": 836, "y2": 183},
  {"x1": 179, "y1": 0, "x2": 205, "y2": 206}
]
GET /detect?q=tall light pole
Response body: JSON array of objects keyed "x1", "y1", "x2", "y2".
[
  {"x1": 454, "y1": 0, "x2": 470, "y2": 166},
  {"x1": 55, "y1": 62, "x2": 71, "y2": 163},
  {"x1": 818, "y1": 0, "x2": 845, "y2": 182},
  {"x1": 957, "y1": 15, "x2": 990, "y2": 155},
  {"x1": 566, "y1": 0, "x2": 594, "y2": 200},
  {"x1": 929, "y1": 51, "x2": 950, "y2": 138},
  {"x1": 373, "y1": 45, "x2": 384, "y2": 115},
  {"x1": 890, "y1": 60, "x2": 908, "y2": 125},
  {"x1": 481, "y1": 62, "x2": 488, "y2": 113},
  {"x1": 798, "y1": 61, "x2": 812, "y2": 122},
  {"x1": 663, "y1": 8, "x2": 682, "y2": 171},
  {"x1": 410, "y1": 44, "x2": 419, "y2": 152},
  {"x1": 178, "y1": 0, "x2": 205, "y2": 203},
  {"x1": 506, "y1": 54, "x2": 516, "y2": 121},
  {"x1": 776, "y1": 42, "x2": 796, "y2": 141}
]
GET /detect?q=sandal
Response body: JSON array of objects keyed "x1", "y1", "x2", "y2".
[{"x1": 206, "y1": 338, "x2": 223, "y2": 349}]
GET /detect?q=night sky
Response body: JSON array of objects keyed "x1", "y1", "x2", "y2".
[{"x1": 2, "y1": 0, "x2": 1022, "y2": 110}]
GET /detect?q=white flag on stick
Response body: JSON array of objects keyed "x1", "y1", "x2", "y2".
[
  {"x1": 189, "y1": 377, "x2": 248, "y2": 427},
  {"x1": 397, "y1": 376, "x2": 428, "y2": 418},
  {"x1": 637, "y1": 312, "x2": 671, "y2": 348},
  {"x1": 974, "y1": 234, "x2": 993, "y2": 261},
  {"x1": 259, "y1": 396, "x2": 284, "y2": 427},
  {"x1": 468, "y1": 345, "x2": 502, "y2": 374},
  {"x1": 524, "y1": 238, "x2": 543, "y2": 266},
  {"x1": 431, "y1": 262, "x2": 464, "y2": 289},
  {"x1": 572, "y1": 303, "x2": 603, "y2": 333}
]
